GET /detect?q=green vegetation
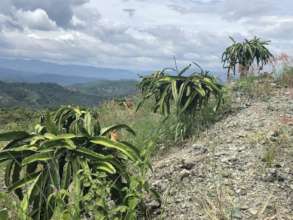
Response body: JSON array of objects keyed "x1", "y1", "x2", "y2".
[
  {"x1": 0, "y1": 63, "x2": 229, "y2": 219},
  {"x1": 94, "y1": 89, "x2": 232, "y2": 155},
  {"x1": 0, "y1": 80, "x2": 138, "y2": 109},
  {"x1": 0, "y1": 81, "x2": 102, "y2": 108},
  {"x1": 232, "y1": 75, "x2": 274, "y2": 101},
  {"x1": 137, "y1": 63, "x2": 224, "y2": 140},
  {"x1": 0, "y1": 35, "x2": 292, "y2": 220},
  {"x1": 71, "y1": 80, "x2": 137, "y2": 98},
  {"x1": 0, "y1": 106, "x2": 154, "y2": 219},
  {"x1": 263, "y1": 126, "x2": 291, "y2": 168},
  {"x1": 0, "y1": 108, "x2": 40, "y2": 132},
  {"x1": 222, "y1": 37, "x2": 273, "y2": 79},
  {"x1": 232, "y1": 65, "x2": 293, "y2": 101}
]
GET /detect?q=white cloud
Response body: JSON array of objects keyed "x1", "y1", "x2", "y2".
[
  {"x1": 0, "y1": 0, "x2": 90, "y2": 27},
  {"x1": 0, "y1": 0, "x2": 292, "y2": 71},
  {"x1": 15, "y1": 9, "x2": 57, "y2": 30}
]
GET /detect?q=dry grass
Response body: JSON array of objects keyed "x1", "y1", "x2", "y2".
[{"x1": 196, "y1": 185, "x2": 236, "y2": 220}]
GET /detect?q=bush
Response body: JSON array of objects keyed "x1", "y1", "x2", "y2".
[
  {"x1": 137, "y1": 63, "x2": 224, "y2": 141},
  {"x1": 0, "y1": 106, "x2": 155, "y2": 220}
]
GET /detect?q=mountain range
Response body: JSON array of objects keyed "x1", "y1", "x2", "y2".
[
  {"x1": 0, "y1": 79, "x2": 138, "y2": 108},
  {"x1": 0, "y1": 57, "x2": 225, "y2": 108},
  {"x1": 0, "y1": 81, "x2": 103, "y2": 108},
  {"x1": 0, "y1": 58, "x2": 225, "y2": 85},
  {"x1": 0, "y1": 58, "x2": 140, "y2": 85}
]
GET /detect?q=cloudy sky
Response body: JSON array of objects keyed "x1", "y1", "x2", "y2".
[{"x1": 0, "y1": 0, "x2": 292, "y2": 71}]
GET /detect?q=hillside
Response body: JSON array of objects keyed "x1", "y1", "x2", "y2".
[
  {"x1": 71, "y1": 80, "x2": 138, "y2": 98},
  {"x1": 0, "y1": 74, "x2": 292, "y2": 219},
  {"x1": 0, "y1": 81, "x2": 102, "y2": 108},
  {"x1": 149, "y1": 87, "x2": 293, "y2": 219}
]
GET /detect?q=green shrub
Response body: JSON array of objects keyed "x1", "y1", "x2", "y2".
[
  {"x1": 0, "y1": 106, "x2": 154, "y2": 220},
  {"x1": 137, "y1": 63, "x2": 224, "y2": 141}
]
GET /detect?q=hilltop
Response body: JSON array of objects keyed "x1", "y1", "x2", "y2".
[{"x1": 149, "y1": 85, "x2": 293, "y2": 219}]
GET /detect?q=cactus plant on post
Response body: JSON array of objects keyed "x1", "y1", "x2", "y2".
[{"x1": 222, "y1": 36, "x2": 273, "y2": 80}]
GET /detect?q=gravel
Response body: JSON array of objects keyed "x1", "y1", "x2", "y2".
[{"x1": 148, "y1": 88, "x2": 293, "y2": 220}]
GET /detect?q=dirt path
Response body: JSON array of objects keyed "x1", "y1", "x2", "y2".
[{"x1": 150, "y1": 89, "x2": 293, "y2": 220}]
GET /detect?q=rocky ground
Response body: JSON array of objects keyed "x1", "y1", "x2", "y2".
[{"x1": 149, "y1": 87, "x2": 293, "y2": 220}]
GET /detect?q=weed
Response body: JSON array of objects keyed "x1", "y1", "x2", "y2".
[
  {"x1": 262, "y1": 126, "x2": 291, "y2": 167},
  {"x1": 263, "y1": 143, "x2": 277, "y2": 168}
]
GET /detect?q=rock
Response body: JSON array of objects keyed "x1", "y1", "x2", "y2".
[
  {"x1": 231, "y1": 207, "x2": 242, "y2": 219},
  {"x1": 267, "y1": 105, "x2": 275, "y2": 111},
  {"x1": 180, "y1": 203, "x2": 187, "y2": 210},
  {"x1": 152, "y1": 179, "x2": 168, "y2": 192},
  {"x1": 240, "y1": 204, "x2": 249, "y2": 210},
  {"x1": 222, "y1": 171, "x2": 231, "y2": 178},
  {"x1": 179, "y1": 169, "x2": 191, "y2": 180},
  {"x1": 214, "y1": 151, "x2": 228, "y2": 157},
  {"x1": 175, "y1": 197, "x2": 183, "y2": 203},
  {"x1": 274, "y1": 163, "x2": 282, "y2": 168},
  {"x1": 146, "y1": 200, "x2": 161, "y2": 211},
  {"x1": 248, "y1": 208, "x2": 258, "y2": 216},
  {"x1": 220, "y1": 155, "x2": 238, "y2": 164},
  {"x1": 181, "y1": 158, "x2": 196, "y2": 170},
  {"x1": 192, "y1": 143, "x2": 203, "y2": 149},
  {"x1": 263, "y1": 169, "x2": 286, "y2": 182},
  {"x1": 192, "y1": 144, "x2": 208, "y2": 154}
]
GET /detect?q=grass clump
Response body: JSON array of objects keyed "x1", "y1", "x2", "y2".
[
  {"x1": 232, "y1": 75, "x2": 274, "y2": 101},
  {"x1": 262, "y1": 126, "x2": 291, "y2": 167}
]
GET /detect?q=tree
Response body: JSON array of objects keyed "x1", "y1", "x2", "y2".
[{"x1": 222, "y1": 36, "x2": 273, "y2": 79}]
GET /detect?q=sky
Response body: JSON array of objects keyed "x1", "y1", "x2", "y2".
[{"x1": 0, "y1": 0, "x2": 292, "y2": 71}]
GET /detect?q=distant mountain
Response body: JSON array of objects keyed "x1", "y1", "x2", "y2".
[
  {"x1": 71, "y1": 80, "x2": 138, "y2": 98},
  {"x1": 0, "y1": 81, "x2": 102, "y2": 108},
  {"x1": 0, "y1": 58, "x2": 139, "y2": 82},
  {"x1": 0, "y1": 67, "x2": 100, "y2": 85},
  {"x1": 0, "y1": 78, "x2": 140, "y2": 108}
]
